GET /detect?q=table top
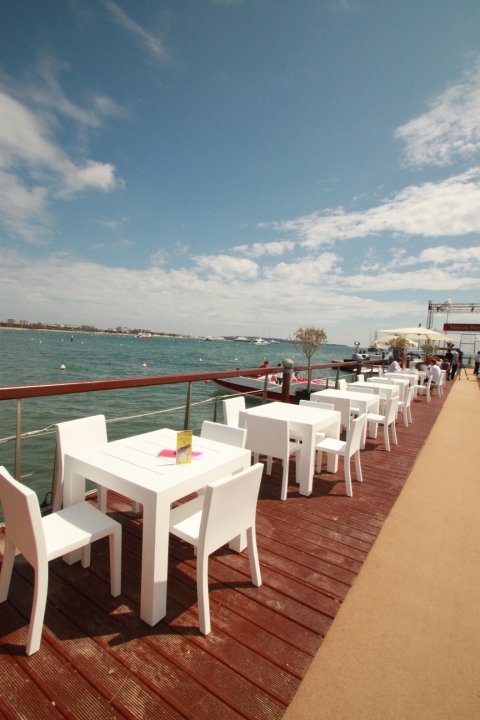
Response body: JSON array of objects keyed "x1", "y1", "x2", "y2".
[
  {"x1": 239, "y1": 400, "x2": 340, "y2": 426},
  {"x1": 65, "y1": 427, "x2": 251, "y2": 501},
  {"x1": 357, "y1": 381, "x2": 399, "y2": 398}
]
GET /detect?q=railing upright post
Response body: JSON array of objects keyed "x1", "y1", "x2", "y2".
[
  {"x1": 213, "y1": 397, "x2": 218, "y2": 422},
  {"x1": 335, "y1": 367, "x2": 340, "y2": 389},
  {"x1": 184, "y1": 382, "x2": 192, "y2": 430},
  {"x1": 262, "y1": 373, "x2": 269, "y2": 403},
  {"x1": 15, "y1": 399, "x2": 22, "y2": 479},
  {"x1": 281, "y1": 358, "x2": 293, "y2": 403}
]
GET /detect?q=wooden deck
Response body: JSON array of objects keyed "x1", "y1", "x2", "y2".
[{"x1": 0, "y1": 385, "x2": 450, "y2": 719}]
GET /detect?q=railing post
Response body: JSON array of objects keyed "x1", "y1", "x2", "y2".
[
  {"x1": 335, "y1": 367, "x2": 340, "y2": 389},
  {"x1": 15, "y1": 399, "x2": 22, "y2": 479},
  {"x1": 281, "y1": 358, "x2": 293, "y2": 403},
  {"x1": 213, "y1": 397, "x2": 218, "y2": 422},
  {"x1": 262, "y1": 373, "x2": 269, "y2": 403},
  {"x1": 184, "y1": 382, "x2": 192, "y2": 430}
]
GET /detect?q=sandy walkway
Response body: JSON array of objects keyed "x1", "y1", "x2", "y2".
[{"x1": 284, "y1": 371, "x2": 480, "y2": 720}]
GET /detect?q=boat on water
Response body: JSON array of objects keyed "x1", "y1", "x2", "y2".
[
  {"x1": 213, "y1": 373, "x2": 329, "y2": 401},
  {"x1": 250, "y1": 337, "x2": 270, "y2": 345}
]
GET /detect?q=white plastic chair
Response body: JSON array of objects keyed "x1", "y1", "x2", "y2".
[
  {"x1": 338, "y1": 378, "x2": 347, "y2": 390},
  {"x1": 222, "y1": 396, "x2": 245, "y2": 427},
  {"x1": 366, "y1": 397, "x2": 399, "y2": 451},
  {"x1": 315, "y1": 414, "x2": 366, "y2": 497},
  {"x1": 54, "y1": 415, "x2": 140, "y2": 514},
  {"x1": 200, "y1": 420, "x2": 247, "y2": 448},
  {"x1": 414, "y1": 375, "x2": 432, "y2": 402},
  {"x1": 398, "y1": 384, "x2": 415, "y2": 427},
  {"x1": 0, "y1": 466, "x2": 122, "y2": 655},
  {"x1": 169, "y1": 463, "x2": 263, "y2": 635},
  {"x1": 245, "y1": 415, "x2": 301, "y2": 500}
]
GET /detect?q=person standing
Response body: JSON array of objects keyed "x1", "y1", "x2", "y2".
[
  {"x1": 474, "y1": 349, "x2": 480, "y2": 376},
  {"x1": 450, "y1": 349, "x2": 459, "y2": 380}
]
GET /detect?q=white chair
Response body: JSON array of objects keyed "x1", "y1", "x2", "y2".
[
  {"x1": 356, "y1": 373, "x2": 365, "y2": 382},
  {"x1": 315, "y1": 414, "x2": 366, "y2": 497},
  {"x1": 245, "y1": 415, "x2": 301, "y2": 500},
  {"x1": 398, "y1": 384, "x2": 414, "y2": 427},
  {"x1": 222, "y1": 396, "x2": 245, "y2": 427},
  {"x1": 414, "y1": 375, "x2": 432, "y2": 402},
  {"x1": 366, "y1": 397, "x2": 399, "y2": 451},
  {"x1": 169, "y1": 463, "x2": 263, "y2": 635},
  {"x1": 0, "y1": 466, "x2": 122, "y2": 655},
  {"x1": 54, "y1": 415, "x2": 140, "y2": 514},
  {"x1": 200, "y1": 420, "x2": 247, "y2": 448},
  {"x1": 338, "y1": 378, "x2": 347, "y2": 390}
]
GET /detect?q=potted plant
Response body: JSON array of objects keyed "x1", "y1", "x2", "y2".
[{"x1": 291, "y1": 325, "x2": 327, "y2": 398}]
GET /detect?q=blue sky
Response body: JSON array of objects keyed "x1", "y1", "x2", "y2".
[{"x1": 1, "y1": 0, "x2": 480, "y2": 344}]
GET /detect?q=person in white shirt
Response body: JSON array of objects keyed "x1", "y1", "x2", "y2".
[
  {"x1": 388, "y1": 359, "x2": 401, "y2": 373},
  {"x1": 428, "y1": 363, "x2": 441, "y2": 385}
]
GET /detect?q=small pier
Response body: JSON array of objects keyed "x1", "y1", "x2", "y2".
[{"x1": 0, "y1": 374, "x2": 478, "y2": 719}]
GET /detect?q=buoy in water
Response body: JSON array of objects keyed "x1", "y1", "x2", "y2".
[
  {"x1": 59, "y1": 364, "x2": 66, "y2": 370},
  {"x1": 142, "y1": 362, "x2": 147, "y2": 367}
]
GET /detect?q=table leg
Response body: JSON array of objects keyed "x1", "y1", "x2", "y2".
[
  {"x1": 62, "y1": 463, "x2": 87, "y2": 565},
  {"x1": 140, "y1": 498, "x2": 171, "y2": 626}
]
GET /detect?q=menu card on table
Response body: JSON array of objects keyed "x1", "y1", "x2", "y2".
[{"x1": 176, "y1": 430, "x2": 192, "y2": 464}]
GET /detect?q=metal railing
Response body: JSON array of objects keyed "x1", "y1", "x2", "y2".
[{"x1": 0, "y1": 358, "x2": 375, "y2": 505}]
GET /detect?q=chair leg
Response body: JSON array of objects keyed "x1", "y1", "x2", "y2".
[
  {"x1": 27, "y1": 563, "x2": 49, "y2": 655},
  {"x1": 247, "y1": 527, "x2": 262, "y2": 586},
  {"x1": 354, "y1": 451, "x2": 363, "y2": 483},
  {"x1": 266, "y1": 456, "x2": 273, "y2": 475},
  {"x1": 316, "y1": 449, "x2": 323, "y2": 473},
  {"x1": 391, "y1": 421, "x2": 398, "y2": 445},
  {"x1": 197, "y1": 552, "x2": 211, "y2": 635},
  {"x1": 131, "y1": 501, "x2": 141, "y2": 513},
  {"x1": 109, "y1": 526, "x2": 122, "y2": 597},
  {"x1": 0, "y1": 538, "x2": 16, "y2": 602},
  {"x1": 384, "y1": 423, "x2": 390, "y2": 451},
  {"x1": 344, "y1": 457, "x2": 353, "y2": 497}
]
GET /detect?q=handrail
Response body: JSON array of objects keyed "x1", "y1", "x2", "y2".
[
  {"x1": 0, "y1": 358, "x2": 381, "y2": 485},
  {"x1": 0, "y1": 360, "x2": 372, "y2": 401}
]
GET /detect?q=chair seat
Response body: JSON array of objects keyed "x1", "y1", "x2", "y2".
[
  {"x1": 316, "y1": 437, "x2": 345, "y2": 454},
  {"x1": 170, "y1": 496, "x2": 204, "y2": 543},
  {"x1": 43, "y1": 501, "x2": 121, "y2": 560},
  {"x1": 366, "y1": 412, "x2": 383, "y2": 423}
]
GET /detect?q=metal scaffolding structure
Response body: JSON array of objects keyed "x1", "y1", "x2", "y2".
[{"x1": 427, "y1": 300, "x2": 480, "y2": 329}]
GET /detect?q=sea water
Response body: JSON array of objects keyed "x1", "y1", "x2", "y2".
[{"x1": 0, "y1": 329, "x2": 353, "y2": 506}]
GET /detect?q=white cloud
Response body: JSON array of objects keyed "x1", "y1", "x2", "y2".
[
  {"x1": 261, "y1": 169, "x2": 480, "y2": 248},
  {"x1": 101, "y1": 0, "x2": 167, "y2": 61},
  {"x1": 234, "y1": 239, "x2": 296, "y2": 258},
  {"x1": 0, "y1": 81, "x2": 123, "y2": 242},
  {"x1": 193, "y1": 254, "x2": 258, "y2": 280},
  {"x1": 395, "y1": 61, "x2": 480, "y2": 167}
]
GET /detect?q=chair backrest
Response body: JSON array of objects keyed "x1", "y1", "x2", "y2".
[
  {"x1": 54, "y1": 415, "x2": 107, "y2": 511},
  {"x1": 222, "y1": 396, "x2": 246, "y2": 427},
  {"x1": 200, "y1": 420, "x2": 247, "y2": 448},
  {"x1": 347, "y1": 384, "x2": 376, "y2": 395},
  {"x1": 338, "y1": 378, "x2": 347, "y2": 390},
  {"x1": 323, "y1": 396, "x2": 354, "y2": 430},
  {"x1": 299, "y1": 399, "x2": 335, "y2": 411},
  {"x1": 385, "y1": 396, "x2": 399, "y2": 424},
  {"x1": 200, "y1": 463, "x2": 263, "y2": 556},
  {"x1": 356, "y1": 374, "x2": 365, "y2": 382},
  {"x1": 0, "y1": 466, "x2": 45, "y2": 569},
  {"x1": 345, "y1": 414, "x2": 366, "y2": 456},
  {"x1": 245, "y1": 415, "x2": 290, "y2": 460},
  {"x1": 404, "y1": 384, "x2": 415, "y2": 407}
]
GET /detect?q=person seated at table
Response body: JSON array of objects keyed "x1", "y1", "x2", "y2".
[
  {"x1": 388, "y1": 358, "x2": 401, "y2": 372},
  {"x1": 427, "y1": 362, "x2": 441, "y2": 387}
]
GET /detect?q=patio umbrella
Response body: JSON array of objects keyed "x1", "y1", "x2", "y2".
[
  {"x1": 374, "y1": 335, "x2": 418, "y2": 348},
  {"x1": 382, "y1": 327, "x2": 455, "y2": 343}
]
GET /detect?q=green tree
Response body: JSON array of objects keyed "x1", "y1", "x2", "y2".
[
  {"x1": 292, "y1": 326, "x2": 327, "y2": 391},
  {"x1": 389, "y1": 336, "x2": 412, "y2": 363}
]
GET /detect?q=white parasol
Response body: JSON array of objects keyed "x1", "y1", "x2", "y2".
[
  {"x1": 382, "y1": 327, "x2": 455, "y2": 343},
  {"x1": 374, "y1": 335, "x2": 418, "y2": 348}
]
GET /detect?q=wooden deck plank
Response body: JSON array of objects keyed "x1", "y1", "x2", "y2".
[{"x1": 0, "y1": 385, "x2": 450, "y2": 719}]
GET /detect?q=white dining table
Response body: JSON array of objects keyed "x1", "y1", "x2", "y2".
[
  {"x1": 310, "y1": 388, "x2": 380, "y2": 447},
  {"x1": 63, "y1": 428, "x2": 251, "y2": 626},
  {"x1": 238, "y1": 402, "x2": 341, "y2": 496},
  {"x1": 359, "y1": 381, "x2": 399, "y2": 401},
  {"x1": 367, "y1": 375, "x2": 409, "y2": 402}
]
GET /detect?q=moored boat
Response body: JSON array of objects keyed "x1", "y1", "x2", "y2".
[{"x1": 213, "y1": 373, "x2": 328, "y2": 401}]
